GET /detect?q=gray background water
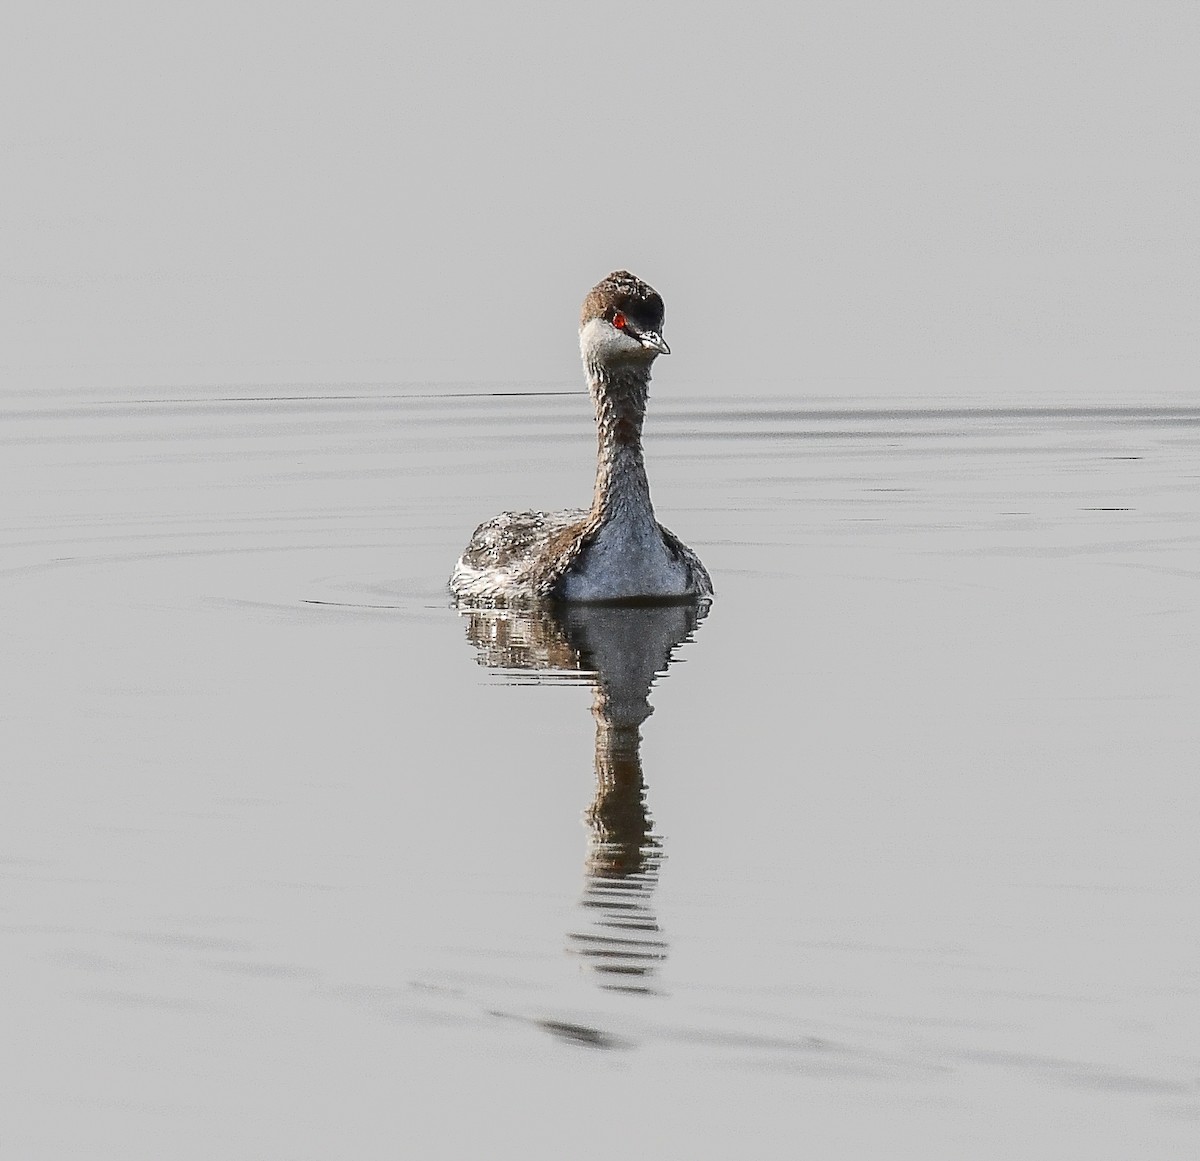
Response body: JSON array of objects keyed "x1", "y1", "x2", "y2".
[
  {"x1": 4, "y1": 386, "x2": 1198, "y2": 1157},
  {"x1": 4, "y1": 2, "x2": 1198, "y2": 395},
  {"x1": 4, "y1": 4, "x2": 1200, "y2": 1159}
]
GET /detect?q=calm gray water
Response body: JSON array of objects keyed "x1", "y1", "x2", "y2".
[{"x1": 3, "y1": 384, "x2": 1199, "y2": 1158}]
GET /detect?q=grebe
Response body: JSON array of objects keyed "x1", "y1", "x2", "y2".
[{"x1": 450, "y1": 270, "x2": 713, "y2": 605}]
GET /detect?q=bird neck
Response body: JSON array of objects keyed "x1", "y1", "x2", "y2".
[{"x1": 586, "y1": 361, "x2": 656, "y2": 527}]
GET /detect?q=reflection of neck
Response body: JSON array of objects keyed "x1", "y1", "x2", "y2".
[
  {"x1": 578, "y1": 672, "x2": 665, "y2": 992},
  {"x1": 586, "y1": 682, "x2": 654, "y2": 878},
  {"x1": 586, "y1": 362, "x2": 656, "y2": 530}
]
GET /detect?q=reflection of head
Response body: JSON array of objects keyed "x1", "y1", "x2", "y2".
[{"x1": 459, "y1": 600, "x2": 708, "y2": 993}]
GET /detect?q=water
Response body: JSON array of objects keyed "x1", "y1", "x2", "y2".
[{"x1": 3, "y1": 383, "x2": 1198, "y2": 1158}]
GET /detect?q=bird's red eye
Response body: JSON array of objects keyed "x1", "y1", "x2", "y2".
[{"x1": 612, "y1": 312, "x2": 627, "y2": 330}]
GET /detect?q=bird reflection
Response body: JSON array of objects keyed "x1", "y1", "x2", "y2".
[{"x1": 458, "y1": 600, "x2": 708, "y2": 993}]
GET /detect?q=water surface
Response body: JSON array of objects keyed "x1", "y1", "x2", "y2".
[{"x1": 3, "y1": 384, "x2": 1198, "y2": 1158}]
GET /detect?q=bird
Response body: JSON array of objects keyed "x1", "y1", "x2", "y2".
[{"x1": 449, "y1": 270, "x2": 712, "y2": 606}]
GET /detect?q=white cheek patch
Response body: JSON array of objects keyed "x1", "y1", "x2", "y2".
[
  {"x1": 578, "y1": 317, "x2": 606, "y2": 361},
  {"x1": 579, "y1": 317, "x2": 645, "y2": 364}
]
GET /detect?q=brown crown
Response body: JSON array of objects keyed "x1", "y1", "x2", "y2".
[{"x1": 580, "y1": 270, "x2": 665, "y2": 333}]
